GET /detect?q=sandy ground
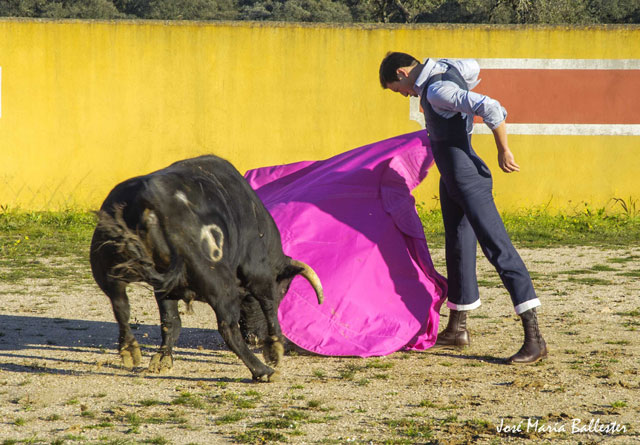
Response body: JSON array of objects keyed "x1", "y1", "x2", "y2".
[{"x1": 0, "y1": 246, "x2": 639, "y2": 444}]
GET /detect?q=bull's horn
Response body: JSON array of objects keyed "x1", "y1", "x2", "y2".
[{"x1": 290, "y1": 259, "x2": 324, "y2": 304}]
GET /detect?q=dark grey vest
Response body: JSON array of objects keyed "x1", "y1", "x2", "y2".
[{"x1": 420, "y1": 63, "x2": 470, "y2": 146}]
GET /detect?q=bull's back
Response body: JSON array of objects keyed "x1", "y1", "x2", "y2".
[
  {"x1": 91, "y1": 154, "x2": 286, "y2": 278},
  {"x1": 146, "y1": 156, "x2": 281, "y2": 264}
]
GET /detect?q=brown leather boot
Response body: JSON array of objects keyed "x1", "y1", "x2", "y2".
[
  {"x1": 508, "y1": 308, "x2": 548, "y2": 364},
  {"x1": 433, "y1": 309, "x2": 470, "y2": 349}
]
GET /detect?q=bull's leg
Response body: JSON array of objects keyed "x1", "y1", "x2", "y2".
[
  {"x1": 257, "y1": 298, "x2": 285, "y2": 368},
  {"x1": 214, "y1": 306, "x2": 278, "y2": 382},
  {"x1": 239, "y1": 295, "x2": 267, "y2": 347},
  {"x1": 250, "y1": 282, "x2": 285, "y2": 367},
  {"x1": 105, "y1": 281, "x2": 142, "y2": 368},
  {"x1": 148, "y1": 296, "x2": 182, "y2": 373},
  {"x1": 187, "y1": 261, "x2": 277, "y2": 381}
]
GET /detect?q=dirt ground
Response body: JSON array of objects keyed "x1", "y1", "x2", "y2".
[{"x1": 0, "y1": 246, "x2": 639, "y2": 444}]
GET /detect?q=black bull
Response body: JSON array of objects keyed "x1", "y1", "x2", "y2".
[{"x1": 89, "y1": 155, "x2": 323, "y2": 381}]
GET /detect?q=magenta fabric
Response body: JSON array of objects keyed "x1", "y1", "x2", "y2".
[{"x1": 244, "y1": 131, "x2": 448, "y2": 357}]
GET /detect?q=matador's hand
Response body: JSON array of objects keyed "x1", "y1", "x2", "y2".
[{"x1": 498, "y1": 149, "x2": 520, "y2": 173}]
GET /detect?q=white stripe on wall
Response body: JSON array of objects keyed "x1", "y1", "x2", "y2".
[
  {"x1": 472, "y1": 123, "x2": 640, "y2": 136},
  {"x1": 475, "y1": 58, "x2": 640, "y2": 70},
  {"x1": 409, "y1": 98, "x2": 640, "y2": 136}
]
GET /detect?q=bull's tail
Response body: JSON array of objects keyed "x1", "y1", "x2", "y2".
[{"x1": 95, "y1": 205, "x2": 186, "y2": 295}]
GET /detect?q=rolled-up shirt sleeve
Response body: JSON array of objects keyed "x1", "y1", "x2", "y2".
[
  {"x1": 427, "y1": 82, "x2": 508, "y2": 130},
  {"x1": 473, "y1": 94, "x2": 508, "y2": 130}
]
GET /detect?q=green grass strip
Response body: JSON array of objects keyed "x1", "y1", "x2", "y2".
[
  {"x1": 418, "y1": 206, "x2": 640, "y2": 248},
  {"x1": 1, "y1": 205, "x2": 639, "y2": 269}
]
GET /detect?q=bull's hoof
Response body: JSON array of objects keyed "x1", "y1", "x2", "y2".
[
  {"x1": 148, "y1": 352, "x2": 173, "y2": 373},
  {"x1": 263, "y1": 336, "x2": 284, "y2": 367},
  {"x1": 119, "y1": 341, "x2": 142, "y2": 368},
  {"x1": 253, "y1": 367, "x2": 277, "y2": 383},
  {"x1": 267, "y1": 370, "x2": 281, "y2": 382}
]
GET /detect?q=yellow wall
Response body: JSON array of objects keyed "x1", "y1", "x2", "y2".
[{"x1": 0, "y1": 20, "x2": 638, "y2": 211}]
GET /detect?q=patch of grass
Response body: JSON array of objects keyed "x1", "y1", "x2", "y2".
[
  {"x1": 210, "y1": 390, "x2": 261, "y2": 409},
  {"x1": 0, "y1": 210, "x2": 96, "y2": 283},
  {"x1": 59, "y1": 435, "x2": 86, "y2": 442},
  {"x1": 140, "y1": 399, "x2": 164, "y2": 407},
  {"x1": 233, "y1": 397, "x2": 257, "y2": 409},
  {"x1": 366, "y1": 359, "x2": 394, "y2": 370},
  {"x1": 611, "y1": 400, "x2": 627, "y2": 409},
  {"x1": 125, "y1": 412, "x2": 142, "y2": 427},
  {"x1": 591, "y1": 264, "x2": 617, "y2": 271},
  {"x1": 172, "y1": 391, "x2": 207, "y2": 410},
  {"x1": 253, "y1": 418, "x2": 295, "y2": 429},
  {"x1": 608, "y1": 255, "x2": 639, "y2": 264},
  {"x1": 559, "y1": 269, "x2": 596, "y2": 275},
  {"x1": 313, "y1": 414, "x2": 341, "y2": 424},
  {"x1": 233, "y1": 430, "x2": 288, "y2": 443},
  {"x1": 617, "y1": 270, "x2": 640, "y2": 278},
  {"x1": 417, "y1": 204, "x2": 640, "y2": 248},
  {"x1": 14, "y1": 417, "x2": 26, "y2": 426},
  {"x1": 283, "y1": 410, "x2": 309, "y2": 421},
  {"x1": 442, "y1": 414, "x2": 459, "y2": 424},
  {"x1": 215, "y1": 411, "x2": 246, "y2": 425},
  {"x1": 615, "y1": 308, "x2": 640, "y2": 317},
  {"x1": 567, "y1": 277, "x2": 612, "y2": 285},
  {"x1": 437, "y1": 404, "x2": 459, "y2": 411},
  {"x1": 477, "y1": 279, "x2": 501, "y2": 287},
  {"x1": 337, "y1": 363, "x2": 362, "y2": 380},
  {"x1": 244, "y1": 389, "x2": 262, "y2": 399},
  {"x1": 382, "y1": 417, "x2": 433, "y2": 440},
  {"x1": 419, "y1": 400, "x2": 437, "y2": 408},
  {"x1": 605, "y1": 340, "x2": 630, "y2": 346},
  {"x1": 84, "y1": 421, "x2": 114, "y2": 430},
  {"x1": 312, "y1": 369, "x2": 326, "y2": 379},
  {"x1": 142, "y1": 437, "x2": 170, "y2": 445}
]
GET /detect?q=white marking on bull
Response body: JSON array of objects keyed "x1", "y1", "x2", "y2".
[
  {"x1": 175, "y1": 191, "x2": 190, "y2": 206},
  {"x1": 144, "y1": 210, "x2": 158, "y2": 225},
  {"x1": 200, "y1": 224, "x2": 224, "y2": 262}
]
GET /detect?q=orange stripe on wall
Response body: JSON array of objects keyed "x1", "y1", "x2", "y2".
[{"x1": 473, "y1": 69, "x2": 640, "y2": 125}]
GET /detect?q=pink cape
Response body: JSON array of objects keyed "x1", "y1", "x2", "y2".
[{"x1": 244, "y1": 131, "x2": 447, "y2": 356}]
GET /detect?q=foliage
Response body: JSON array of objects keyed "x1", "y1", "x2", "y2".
[
  {"x1": 0, "y1": 0, "x2": 125, "y2": 19},
  {"x1": 1, "y1": 0, "x2": 639, "y2": 23},
  {"x1": 238, "y1": 0, "x2": 352, "y2": 22},
  {"x1": 115, "y1": 0, "x2": 239, "y2": 20}
]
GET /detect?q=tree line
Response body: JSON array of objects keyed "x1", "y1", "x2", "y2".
[{"x1": 1, "y1": 0, "x2": 639, "y2": 24}]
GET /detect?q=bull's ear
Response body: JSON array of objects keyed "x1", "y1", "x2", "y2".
[{"x1": 276, "y1": 264, "x2": 303, "y2": 282}]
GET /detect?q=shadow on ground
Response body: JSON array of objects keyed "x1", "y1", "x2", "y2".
[{"x1": 0, "y1": 314, "x2": 243, "y2": 380}]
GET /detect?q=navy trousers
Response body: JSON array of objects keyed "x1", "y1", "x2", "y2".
[{"x1": 432, "y1": 136, "x2": 539, "y2": 314}]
